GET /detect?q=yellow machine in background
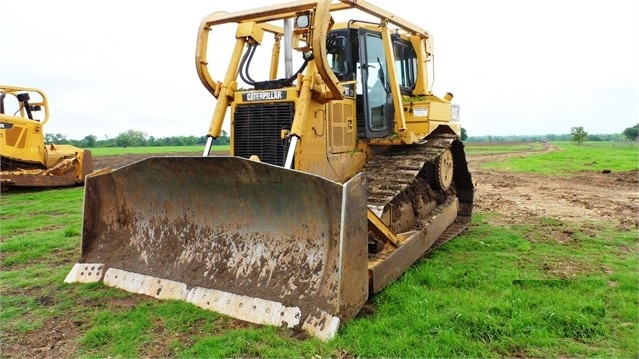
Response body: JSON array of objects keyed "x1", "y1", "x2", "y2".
[
  {"x1": 66, "y1": 0, "x2": 474, "y2": 340},
  {"x1": 0, "y1": 85, "x2": 93, "y2": 190}
]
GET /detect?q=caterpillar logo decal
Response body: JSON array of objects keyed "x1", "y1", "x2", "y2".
[{"x1": 242, "y1": 90, "x2": 287, "y2": 102}]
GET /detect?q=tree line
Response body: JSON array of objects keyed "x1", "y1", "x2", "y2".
[
  {"x1": 45, "y1": 124, "x2": 638, "y2": 148},
  {"x1": 467, "y1": 124, "x2": 638, "y2": 143},
  {"x1": 45, "y1": 130, "x2": 231, "y2": 148}
]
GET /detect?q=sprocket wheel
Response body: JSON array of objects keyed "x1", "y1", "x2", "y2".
[{"x1": 435, "y1": 148, "x2": 453, "y2": 190}]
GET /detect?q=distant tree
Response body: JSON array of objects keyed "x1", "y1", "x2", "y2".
[
  {"x1": 182, "y1": 136, "x2": 195, "y2": 146},
  {"x1": 115, "y1": 130, "x2": 148, "y2": 147},
  {"x1": 622, "y1": 124, "x2": 638, "y2": 140},
  {"x1": 83, "y1": 135, "x2": 97, "y2": 147},
  {"x1": 570, "y1": 126, "x2": 588, "y2": 144},
  {"x1": 460, "y1": 127, "x2": 468, "y2": 141},
  {"x1": 44, "y1": 133, "x2": 69, "y2": 144},
  {"x1": 169, "y1": 136, "x2": 185, "y2": 146},
  {"x1": 214, "y1": 130, "x2": 231, "y2": 145}
]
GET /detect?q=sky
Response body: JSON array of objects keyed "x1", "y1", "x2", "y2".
[{"x1": 1, "y1": 0, "x2": 637, "y2": 140}]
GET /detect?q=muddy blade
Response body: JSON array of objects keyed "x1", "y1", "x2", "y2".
[{"x1": 66, "y1": 156, "x2": 368, "y2": 340}]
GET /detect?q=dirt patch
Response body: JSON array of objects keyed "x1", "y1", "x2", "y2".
[
  {"x1": 1, "y1": 287, "x2": 86, "y2": 359},
  {"x1": 92, "y1": 152, "x2": 202, "y2": 171},
  {"x1": 2, "y1": 316, "x2": 82, "y2": 359},
  {"x1": 469, "y1": 145, "x2": 639, "y2": 230}
]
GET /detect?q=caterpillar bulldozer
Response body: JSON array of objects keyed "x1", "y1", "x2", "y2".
[
  {"x1": 0, "y1": 85, "x2": 93, "y2": 190},
  {"x1": 65, "y1": 0, "x2": 474, "y2": 340}
]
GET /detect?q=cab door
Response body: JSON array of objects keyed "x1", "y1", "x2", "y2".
[{"x1": 358, "y1": 29, "x2": 393, "y2": 138}]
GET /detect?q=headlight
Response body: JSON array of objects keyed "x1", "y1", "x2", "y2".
[
  {"x1": 295, "y1": 14, "x2": 310, "y2": 29},
  {"x1": 451, "y1": 104, "x2": 460, "y2": 121}
]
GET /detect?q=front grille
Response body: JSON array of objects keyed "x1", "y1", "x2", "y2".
[{"x1": 233, "y1": 102, "x2": 294, "y2": 166}]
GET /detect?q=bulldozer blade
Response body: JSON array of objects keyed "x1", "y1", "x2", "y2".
[{"x1": 65, "y1": 156, "x2": 369, "y2": 340}]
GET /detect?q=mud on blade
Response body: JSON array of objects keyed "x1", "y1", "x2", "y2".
[{"x1": 66, "y1": 156, "x2": 368, "y2": 340}]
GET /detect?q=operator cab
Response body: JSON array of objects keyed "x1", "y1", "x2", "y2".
[{"x1": 326, "y1": 26, "x2": 418, "y2": 139}]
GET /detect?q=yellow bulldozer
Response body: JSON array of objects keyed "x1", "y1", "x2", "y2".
[
  {"x1": 0, "y1": 85, "x2": 93, "y2": 190},
  {"x1": 65, "y1": 0, "x2": 474, "y2": 340}
]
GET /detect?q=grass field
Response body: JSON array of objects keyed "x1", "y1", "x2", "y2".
[
  {"x1": 1, "y1": 142, "x2": 637, "y2": 358},
  {"x1": 472, "y1": 141, "x2": 639, "y2": 175},
  {"x1": 87, "y1": 145, "x2": 229, "y2": 156}
]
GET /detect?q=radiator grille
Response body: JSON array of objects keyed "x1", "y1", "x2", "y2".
[{"x1": 233, "y1": 103, "x2": 294, "y2": 166}]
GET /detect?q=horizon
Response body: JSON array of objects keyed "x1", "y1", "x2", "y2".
[{"x1": 2, "y1": 0, "x2": 637, "y2": 139}]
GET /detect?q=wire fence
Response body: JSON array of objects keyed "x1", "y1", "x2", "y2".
[{"x1": 610, "y1": 140, "x2": 639, "y2": 148}]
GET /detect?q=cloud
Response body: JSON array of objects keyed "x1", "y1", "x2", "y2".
[{"x1": 1, "y1": 0, "x2": 637, "y2": 139}]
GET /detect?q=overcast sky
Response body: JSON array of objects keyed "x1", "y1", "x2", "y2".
[{"x1": 1, "y1": 0, "x2": 637, "y2": 140}]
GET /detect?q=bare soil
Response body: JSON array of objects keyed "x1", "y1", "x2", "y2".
[
  {"x1": 468, "y1": 144, "x2": 638, "y2": 230},
  {"x1": 4, "y1": 144, "x2": 638, "y2": 358}
]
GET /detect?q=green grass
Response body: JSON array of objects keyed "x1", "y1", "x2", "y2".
[
  {"x1": 333, "y1": 213, "x2": 637, "y2": 358},
  {"x1": 88, "y1": 145, "x2": 229, "y2": 156},
  {"x1": 479, "y1": 141, "x2": 639, "y2": 174},
  {"x1": 1, "y1": 144, "x2": 637, "y2": 358}
]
